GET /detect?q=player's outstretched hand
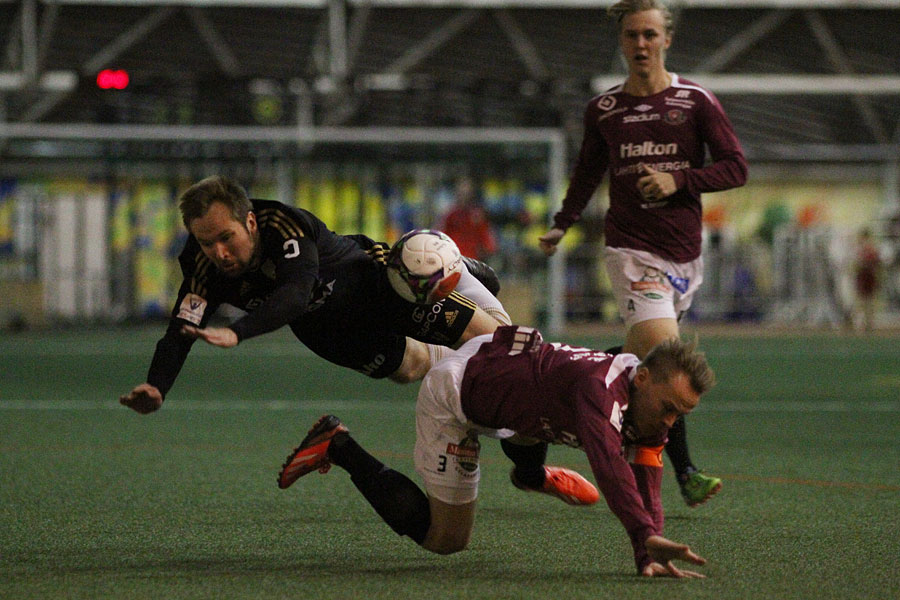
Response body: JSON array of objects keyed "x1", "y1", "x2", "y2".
[
  {"x1": 181, "y1": 324, "x2": 238, "y2": 348},
  {"x1": 643, "y1": 535, "x2": 706, "y2": 578},
  {"x1": 538, "y1": 228, "x2": 566, "y2": 257},
  {"x1": 119, "y1": 383, "x2": 163, "y2": 414}
]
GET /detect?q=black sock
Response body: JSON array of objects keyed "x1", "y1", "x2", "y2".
[
  {"x1": 328, "y1": 433, "x2": 431, "y2": 544},
  {"x1": 501, "y1": 438, "x2": 548, "y2": 489},
  {"x1": 604, "y1": 344, "x2": 624, "y2": 355},
  {"x1": 665, "y1": 415, "x2": 696, "y2": 480}
]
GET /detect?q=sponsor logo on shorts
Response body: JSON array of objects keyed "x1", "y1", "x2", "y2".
[
  {"x1": 447, "y1": 435, "x2": 480, "y2": 474},
  {"x1": 444, "y1": 310, "x2": 459, "y2": 327},
  {"x1": 644, "y1": 292, "x2": 663, "y2": 300},
  {"x1": 358, "y1": 353, "x2": 386, "y2": 377},
  {"x1": 665, "y1": 272, "x2": 690, "y2": 293},
  {"x1": 412, "y1": 300, "x2": 446, "y2": 338},
  {"x1": 631, "y1": 280, "x2": 669, "y2": 294},
  {"x1": 177, "y1": 293, "x2": 207, "y2": 325}
]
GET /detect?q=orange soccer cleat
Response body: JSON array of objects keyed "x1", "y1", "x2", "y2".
[
  {"x1": 277, "y1": 415, "x2": 348, "y2": 489},
  {"x1": 510, "y1": 466, "x2": 600, "y2": 506}
]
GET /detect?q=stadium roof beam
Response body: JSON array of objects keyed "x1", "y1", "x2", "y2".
[
  {"x1": 385, "y1": 8, "x2": 480, "y2": 74},
  {"x1": 321, "y1": 8, "x2": 482, "y2": 125},
  {"x1": 185, "y1": 6, "x2": 243, "y2": 77},
  {"x1": 20, "y1": 0, "x2": 37, "y2": 84},
  {"x1": 803, "y1": 9, "x2": 888, "y2": 144},
  {"x1": 694, "y1": 9, "x2": 791, "y2": 74},
  {"x1": 492, "y1": 9, "x2": 549, "y2": 81},
  {"x1": 329, "y1": 0, "x2": 349, "y2": 79},
  {"x1": 345, "y1": 1, "x2": 371, "y2": 75}
]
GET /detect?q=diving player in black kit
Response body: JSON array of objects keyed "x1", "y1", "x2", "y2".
[{"x1": 119, "y1": 175, "x2": 508, "y2": 414}]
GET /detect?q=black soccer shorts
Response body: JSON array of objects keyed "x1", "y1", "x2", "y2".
[{"x1": 289, "y1": 263, "x2": 476, "y2": 379}]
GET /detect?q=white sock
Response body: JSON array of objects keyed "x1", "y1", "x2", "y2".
[{"x1": 426, "y1": 344, "x2": 455, "y2": 368}]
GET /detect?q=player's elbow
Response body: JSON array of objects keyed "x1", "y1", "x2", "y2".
[{"x1": 732, "y1": 156, "x2": 749, "y2": 187}]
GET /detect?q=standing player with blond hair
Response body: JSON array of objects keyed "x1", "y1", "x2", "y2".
[{"x1": 539, "y1": 0, "x2": 748, "y2": 506}]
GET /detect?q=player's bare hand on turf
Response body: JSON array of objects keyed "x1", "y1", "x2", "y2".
[
  {"x1": 538, "y1": 228, "x2": 566, "y2": 256},
  {"x1": 119, "y1": 383, "x2": 163, "y2": 414},
  {"x1": 181, "y1": 325, "x2": 239, "y2": 348},
  {"x1": 637, "y1": 164, "x2": 676, "y2": 202},
  {"x1": 643, "y1": 535, "x2": 706, "y2": 578},
  {"x1": 642, "y1": 561, "x2": 705, "y2": 579}
]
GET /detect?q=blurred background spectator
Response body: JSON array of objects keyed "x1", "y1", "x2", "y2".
[
  {"x1": 853, "y1": 227, "x2": 882, "y2": 332},
  {"x1": 437, "y1": 176, "x2": 497, "y2": 262}
]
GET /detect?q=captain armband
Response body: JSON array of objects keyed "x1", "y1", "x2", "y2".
[
  {"x1": 177, "y1": 293, "x2": 208, "y2": 325},
  {"x1": 625, "y1": 445, "x2": 664, "y2": 468}
]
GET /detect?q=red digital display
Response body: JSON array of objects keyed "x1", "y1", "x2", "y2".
[{"x1": 96, "y1": 69, "x2": 129, "y2": 90}]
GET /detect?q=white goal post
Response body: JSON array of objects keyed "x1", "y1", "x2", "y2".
[{"x1": 0, "y1": 122, "x2": 572, "y2": 334}]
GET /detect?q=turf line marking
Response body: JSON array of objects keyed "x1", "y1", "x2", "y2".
[{"x1": 703, "y1": 401, "x2": 900, "y2": 412}]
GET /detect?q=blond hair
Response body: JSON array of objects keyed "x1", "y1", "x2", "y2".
[
  {"x1": 608, "y1": 0, "x2": 675, "y2": 35},
  {"x1": 640, "y1": 337, "x2": 715, "y2": 395}
]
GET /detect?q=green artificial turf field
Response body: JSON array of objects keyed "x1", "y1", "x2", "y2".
[{"x1": 2, "y1": 326, "x2": 898, "y2": 599}]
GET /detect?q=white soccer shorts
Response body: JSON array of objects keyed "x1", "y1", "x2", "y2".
[
  {"x1": 414, "y1": 333, "x2": 514, "y2": 505},
  {"x1": 603, "y1": 246, "x2": 704, "y2": 329}
]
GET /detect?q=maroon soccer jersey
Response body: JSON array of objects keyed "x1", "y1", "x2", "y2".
[
  {"x1": 554, "y1": 75, "x2": 748, "y2": 262},
  {"x1": 459, "y1": 326, "x2": 666, "y2": 570}
]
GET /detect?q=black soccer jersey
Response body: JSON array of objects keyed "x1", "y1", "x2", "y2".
[
  {"x1": 175, "y1": 199, "x2": 372, "y2": 339},
  {"x1": 146, "y1": 199, "x2": 477, "y2": 397},
  {"x1": 147, "y1": 200, "x2": 372, "y2": 395}
]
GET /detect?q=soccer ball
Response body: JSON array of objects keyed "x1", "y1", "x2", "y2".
[{"x1": 386, "y1": 229, "x2": 463, "y2": 304}]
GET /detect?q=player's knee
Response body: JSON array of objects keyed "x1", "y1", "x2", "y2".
[
  {"x1": 388, "y1": 367, "x2": 422, "y2": 384},
  {"x1": 390, "y1": 339, "x2": 431, "y2": 383}
]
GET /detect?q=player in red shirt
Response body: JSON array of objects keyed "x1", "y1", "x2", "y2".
[
  {"x1": 539, "y1": 0, "x2": 748, "y2": 506},
  {"x1": 278, "y1": 325, "x2": 715, "y2": 577}
]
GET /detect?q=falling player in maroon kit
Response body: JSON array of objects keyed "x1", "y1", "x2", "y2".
[
  {"x1": 539, "y1": 0, "x2": 748, "y2": 506},
  {"x1": 277, "y1": 325, "x2": 715, "y2": 577}
]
